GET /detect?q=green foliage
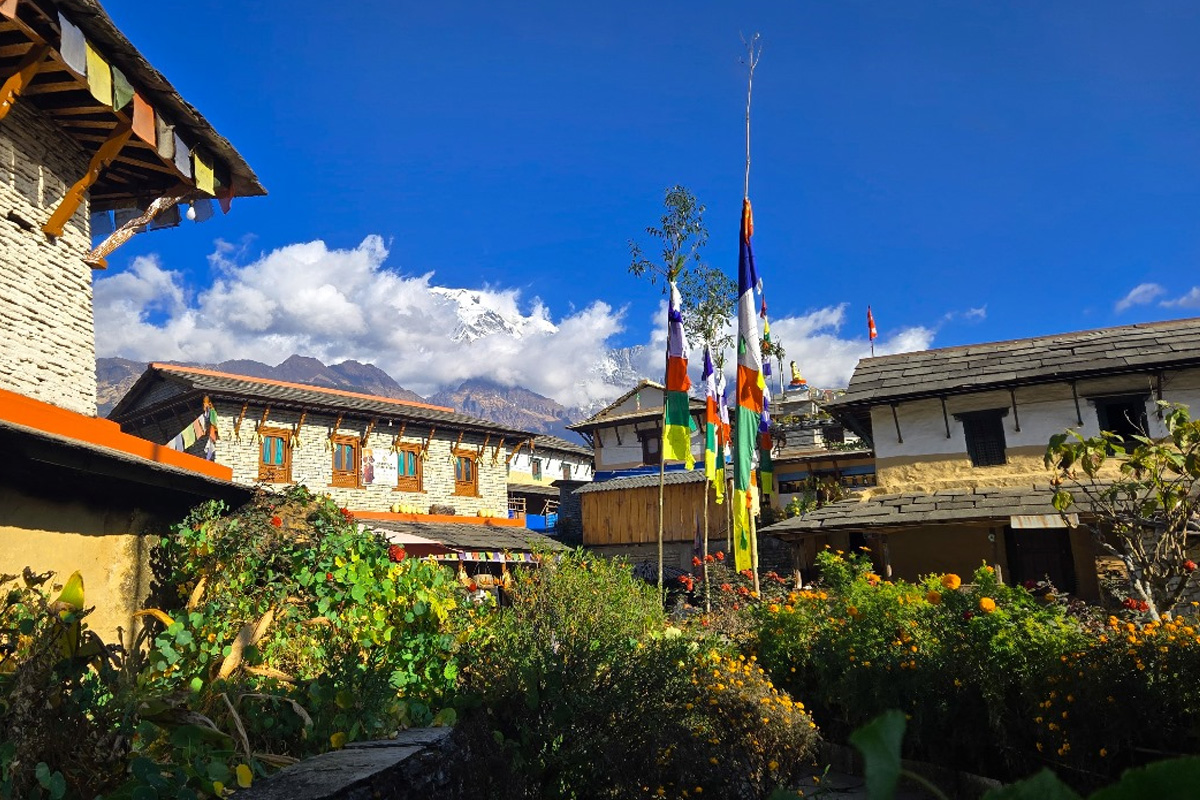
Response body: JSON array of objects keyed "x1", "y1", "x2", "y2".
[
  {"x1": 848, "y1": 711, "x2": 906, "y2": 800},
  {"x1": 1045, "y1": 403, "x2": 1200, "y2": 618},
  {"x1": 628, "y1": 185, "x2": 708, "y2": 284},
  {"x1": 752, "y1": 550, "x2": 1091, "y2": 781},
  {"x1": 453, "y1": 551, "x2": 818, "y2": 799}
]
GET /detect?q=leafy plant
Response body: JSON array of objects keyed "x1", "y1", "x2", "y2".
[{"x1": 1046, "y1": 403, "x2": 1200, "y2": 618}]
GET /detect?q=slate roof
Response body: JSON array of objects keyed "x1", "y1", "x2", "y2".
[
  {"x1": 762, "y1": 484, "x2": 1073, "y2": 537},
  {"x1": 365, "y1": 519, "x2": 569, "y2": 551},
  {"x1": 507, "y1": 482, "x2": 560, "y2": 497},
  {"x1": 532, "y1": 434, "x2": 592, "y2": 458},
  {"x1": 575, "y1": 469, "x2": 707, "y2": 494},
  {"x1": 110, "y1": 364, "x2": 533, "y2": 439},
  {"x1": 834, "y1": 317, "x2": 1200, "y2": 409}
]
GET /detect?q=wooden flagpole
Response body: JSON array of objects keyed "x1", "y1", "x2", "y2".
[
  {"x1": 658, "y1": 357, "x2": 668, "y2": 601},
  {"x1": 744, "y1": 33, "x2": 763, "y2": 598}
]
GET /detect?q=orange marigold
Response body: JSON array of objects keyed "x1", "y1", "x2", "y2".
[
  {"x1": 979, "y1": 597, "x2": 997, "y2": 614},
  {"x1": 925, "y1": 590, "x2": 942, "y2": 605},
  {"x1": 941, "y1": 574, "x2": 962, "y2": 591}
]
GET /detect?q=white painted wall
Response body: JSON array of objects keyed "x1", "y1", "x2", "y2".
[
  {"x1": 509, "y1": 448, "x2": 594, "y2": 483},
  {"x1": 870, "y1": 370, "x2": 1200, "y2": 462}
]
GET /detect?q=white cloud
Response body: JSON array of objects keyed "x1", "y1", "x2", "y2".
[
  {"x1": 1160, "y1": 287, "x2": 1200, "y2": 309},
  {"x1": 95, "y1": 236, "x2": 937, "y2": 408},
  {"x1": 1115, "y1": 283, "x2": 1166, "y2": 312},
  {"x1": 964, "y1": 305, "x2": 987, "y2": 321}
]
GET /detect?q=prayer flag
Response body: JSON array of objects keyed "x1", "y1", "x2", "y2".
[
  {"x1": 84, "y1": 42, "x2": 111, "y2": 106},
  {"x1": 702, "y1": 345, "x2": 724, "y2": 503},
  {"x1": 173, "y1": 132, "x2": 191, "y2": 179},
  {"x1": 868, "y1": 305, "x2": 878, "y2": 341},
  {"x1": 112, "y1": 66, "x2": 133, "y2": 111},
  {"x1": 733, "y1": 199, "x2": 764, "y2": 573},
  {"x1": 761, "y1": 296, "x2": 772, "y2": 379},
  {"x1": 58, "y1": 13, "x2": 86, "y2": 76},
  {"x1": 193, "y1": 150, "x2": 215, "y2": 195},
  {"x1": 662, "y1": 280, "x2": 694, "y2": 469},
  {"x1": 132, "y1": 92, "x2": 155, "y2": 145},
  {"x1": 155, "y1": 116, "x2": 174, "y2": 159},
  {"x1": 759, "y1": 385, "x2": 775, "y2": 498}
]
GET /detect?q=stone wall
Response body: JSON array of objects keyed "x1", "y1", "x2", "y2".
[
  {"x1": 0, "y1": 101, "x2": 95, "y2": 416},
  {"x1": 208, "y1": 403, "x2": 510, "y2": 514}
]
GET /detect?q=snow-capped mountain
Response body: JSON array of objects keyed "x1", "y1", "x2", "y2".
[{"x1": 429, "y1": 287, "x2": 558, "y2": 342}]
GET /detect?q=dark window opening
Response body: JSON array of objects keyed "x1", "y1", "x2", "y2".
[
  {"x1": 638, "y1": 429, "x2": 662, "y2": 465},
  {"x1": 1094, "y1": 395, "x2": 1149, "y2": 453},
  {"x1": 959, "y1": 409, "x2": 1008, "y2": 467}
]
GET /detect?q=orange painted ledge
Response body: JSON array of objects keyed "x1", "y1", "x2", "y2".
[
  {"x1": 0, "y1": 386, "x2": 233, "y2": 482},
  {"x1": 350, "y1": 511, "x2": 525, "y2": 527}
]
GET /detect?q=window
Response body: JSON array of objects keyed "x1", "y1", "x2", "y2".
[
  {"x1": 331, "y1": 435, "x2": 360, "y2": 488},
  {"x1": 1094, "y1": 395, "x2": 1149, "y2": 453},
  {"x1": 396, "y1": 444, "x2": 422, "y2": 492},
  {"x1": 258, "y1": 427, "x2": 292, "y2": 483},
  {"x1": 531, "y1": 457, "x2": 543, "y2": 481},
  {"x1": 638, "y1": 429, "x2": 661, "y2": 465},
  {"x1": 959, "y1": 409, "x2": 1008, "y2": 467},
  {"x1": 562, "y1": 462, "x2": 573, "y2": 481},
  {"x1": 453, "y1": 451, "x2": 478, "y2": 496}
]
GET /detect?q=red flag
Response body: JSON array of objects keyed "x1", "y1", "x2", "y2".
[{"x1": 867, "y1": 306, "x2": 878, "y2": 341}]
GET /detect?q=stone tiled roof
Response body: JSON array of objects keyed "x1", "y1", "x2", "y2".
[
  {"x1": 575, "y1": 469, "x2": 706, "y2": 494},
  {"x1": 111, "y1": 364, "x2": 533, "y2": 439},
  {"x1": 533, "y1": 434, "x2": 592, "y2": 457},
  {"x1": 507, "y1": 482, "x2": 560, "y2": 497},
  {"x1": 365, "y1": 519, "x2": 568, "y2": 551},
  {"x1": 763, "y1": 484, "x2": 1071, "y2": 537},
  {"x1": 834, "y1": 317, "x2": 1200, "y2": 408}
]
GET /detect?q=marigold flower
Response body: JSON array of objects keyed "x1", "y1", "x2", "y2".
[
  {"x1": 941, "y1": 574, "x2": 962, "y2": 591},
  {"x1": 271, "y1": 515, "x2": 283, "y2": 527},
  {"x1": 925, "y1": 590, "x2": 942, "y2": 605},
  {"x1": 1186, "y1": 560, "x2": 1197, "y2": 572},
  {"x1": 692, "y1": 556, "x2": 703, "y2": 567},
  {"x1": 979, "y1": 597, "x2": 997, "y2": 614}
]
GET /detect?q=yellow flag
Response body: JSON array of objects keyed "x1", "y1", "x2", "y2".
[
  {"x1": 193, "y1": 151, "x2": 215, "y2": 195},
  {"x1": 84, "y1": 42, "x2": 111, "y2": 106}
]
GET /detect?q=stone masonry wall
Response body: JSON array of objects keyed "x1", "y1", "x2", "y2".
[
  {"x1": 208, "y1": 402, "x2": 510, "y2": 514},
  {"x1": 0, "y1": 101, "x2": 95, "y2": 415}
]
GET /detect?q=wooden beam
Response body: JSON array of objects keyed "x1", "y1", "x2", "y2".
[
  {"x1": 22, "y1": 78, "x2": 82, "y2": 95},
  {"x1": 84, "y1": 184, "x2": 192, "y2": 269},
  {"x1": 390, "y1": 421, "x2": 408, "y2": 453},
  {"x1": 232, "y1": 403, "x2": 248, "y2": 440},
  {"x1": 362, "y1": 417, "x2": 378, "y2": 444},
  {"x1": 0, "y1": 42, "x2": 34, "y2": 58},
  {"x1": 327, "y1": 413, "x2": 345, "y2": 450},
  {"x1": 477, "y1": 433, "x2": 490, "y2": 456},
  {"x1": 43, "y1": 119, "x2": 131, "y2": 237},
  {"x1": 291, "y1": 411, "x2": 307, "y2": 448},
  {"x1": 420, "y1": 426, "x2": 436, "y2": 459},
  {"x1": 491, "y1": 435, "x2": 505, "y2": 465},
  {"x1": 0, "y1": 42, "x2": 46, "y2": 120},
  {"x1": 255, "y1": 406, "x2": 272, "y2": 439}
]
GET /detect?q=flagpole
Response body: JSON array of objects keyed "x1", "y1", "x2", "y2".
[
  {"x1": 703, "y1": 481, "x2": 711, "y2": 613},
  {"x1": 658, "y1": 362, "x2": 667, "y2": 602}
]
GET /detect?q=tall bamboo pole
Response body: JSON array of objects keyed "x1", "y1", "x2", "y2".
[
  {"x1": 658, "y1": 358, "x2": 668, "y2": 602},
  {"x1": 743, "y1": 33, "x2": 762, "y2": 598},
  {"x1": 702, "y1": 481, "x2": 711, "y2": 612}
]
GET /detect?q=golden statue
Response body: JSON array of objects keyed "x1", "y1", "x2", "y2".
[{"x1": 789, "y1": 360, "x2": 805, "y2": 386}]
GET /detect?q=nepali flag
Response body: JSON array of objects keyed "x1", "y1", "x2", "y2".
[
  {"x1": 733, "y1": 199, "x2": 764, "y2": 573},
  {"x1": 662, "y1": 280, "x2": 694, "y2": 469}
]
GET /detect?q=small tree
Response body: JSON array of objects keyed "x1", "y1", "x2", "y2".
[
  {"x1": 628, "y1": 185, "x2": 707, "y2": 286},
  {"x1": 679, "y1": 263, "x2": 735, "y2": 368},
  {"x1": 1045, "y1": 403, "x2": 1200, "y2": 619}
]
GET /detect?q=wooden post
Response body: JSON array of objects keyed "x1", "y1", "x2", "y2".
[
  {"x1": 703, "y1": 480, "x2": 711, "y2": 613},
  {"x1": 0, "y1": 44, "x2": 49, "y2": 122},
  {"x1": 657, "y1": 399, "x2": 667, "y2": 602}
]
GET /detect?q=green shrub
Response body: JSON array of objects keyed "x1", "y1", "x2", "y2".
[{"x1": 453, "y1": 550, "x2": 819, "y2": 799}]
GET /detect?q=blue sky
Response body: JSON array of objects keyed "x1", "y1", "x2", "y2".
[{"x1": 93, "y1": 0, "x2": 1200, "y2": 404}]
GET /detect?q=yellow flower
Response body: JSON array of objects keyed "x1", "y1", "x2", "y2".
[
  {"x1": 769, "y1": 760, "x2": 779, "y2": 770},
  {"x1": 236, "y1": 764, "x2": 253, "y2": 789},
  {"x1": 941, "y1": 574, "x2": 962, "y2": 591},
  {"x1": 979, "y1": 597, "x2": 997, "y2": 614},
  {"x1": 925, "y1": 590, "x2": 942, "y2": 605}
]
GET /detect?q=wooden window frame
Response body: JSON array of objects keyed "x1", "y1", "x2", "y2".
[
  {"x1": 331, "y1": 434, "x2": 360, "y2": 488},
  {"x1": 562, "y1": 462, "x2": 573, "y2": 481},
  {"x1": 531, "y1": 457, "x2": 543, "y2": 481},
  {"x1": 957, "y1": 409, "x2": 1008, "y2": 468},
  {"x1": 258, "y1": 426, "x2": 292, "y2": 484},
  {"x1": 453, "y1": 449, "x2": 479, "y2": 497},
  {"x1": 395, "y1": 443, "x2": 423, "y2": 493}
]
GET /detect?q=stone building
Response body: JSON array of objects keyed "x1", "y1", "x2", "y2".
[
  {"x1": 110, "y1": 364, "x2": 535, "y2": 518},
  {"x1": 764, "y1": 317, "x2": 1200, "y2": 599},
  {"x1": 506, "y1": 433, "x2": 593, "y2": 531},
  {"x1": 0, "y1": 0, "x2": 261, "y2": 644}
]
